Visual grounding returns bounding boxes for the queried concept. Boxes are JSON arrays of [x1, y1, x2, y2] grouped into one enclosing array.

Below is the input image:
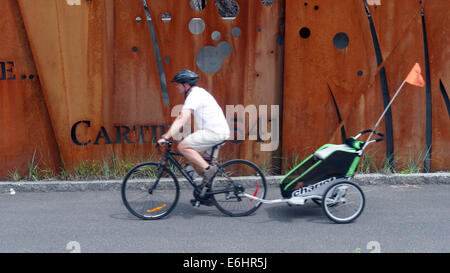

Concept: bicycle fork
[[148, 164, 166, 195]]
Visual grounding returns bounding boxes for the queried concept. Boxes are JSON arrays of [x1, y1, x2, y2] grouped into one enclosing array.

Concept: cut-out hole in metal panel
[[196, 41, 232, 74], [161, 12, 172, 22], [216, 0, 239, 20], [189, 18, 206, 35], [261, 0, 275, 6], [212, 30, 222, 41], [333, 32, 349, 49], [232, 27, 241, 37], [299, 27, 311, 39], [191, 0, 207, 11]]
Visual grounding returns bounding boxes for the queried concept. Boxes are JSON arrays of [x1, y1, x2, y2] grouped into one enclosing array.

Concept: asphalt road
[[0, 185, 449, 253]]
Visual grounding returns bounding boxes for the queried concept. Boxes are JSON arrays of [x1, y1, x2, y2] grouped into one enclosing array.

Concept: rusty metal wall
[[283, 0, 378, 161], [423, 0, 450, 170], [17, 0, 116, 171], [283, 0, 449, 171], [140, 0, 285, 166], [0, 0, 448, 178], [0, 0, 61, 178], [1, 0, 284, 177]]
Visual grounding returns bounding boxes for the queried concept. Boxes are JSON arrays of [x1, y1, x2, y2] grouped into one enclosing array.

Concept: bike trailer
[[280, 130, 384, 198]]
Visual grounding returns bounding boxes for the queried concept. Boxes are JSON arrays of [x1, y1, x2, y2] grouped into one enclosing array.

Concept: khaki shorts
[[184, 130, 229, 157]]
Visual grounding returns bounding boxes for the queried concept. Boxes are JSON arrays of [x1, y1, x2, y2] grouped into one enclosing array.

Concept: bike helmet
[[171, 69, 199, 86]]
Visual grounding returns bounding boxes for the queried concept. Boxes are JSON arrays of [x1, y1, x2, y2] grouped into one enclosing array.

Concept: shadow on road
[[264, 202, 331, 224], [110, 201, 223, 221], [112, 198, 333, 224]]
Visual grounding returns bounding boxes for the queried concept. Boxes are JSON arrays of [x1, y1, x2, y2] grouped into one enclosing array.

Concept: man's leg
[[180, 141, 216, 207], [178, 140, 209, 170]]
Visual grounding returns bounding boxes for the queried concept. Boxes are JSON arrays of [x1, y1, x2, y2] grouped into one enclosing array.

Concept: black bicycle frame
[[152, 142, 236, 197], [162, 149, 198, 188]]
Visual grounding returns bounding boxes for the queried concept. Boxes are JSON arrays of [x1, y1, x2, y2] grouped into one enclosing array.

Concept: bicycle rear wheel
[[210, 159, 267, 217], [121, 162, 179, 220], [322, 181, 365, 224]]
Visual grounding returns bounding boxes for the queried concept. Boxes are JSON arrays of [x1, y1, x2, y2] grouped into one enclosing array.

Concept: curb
[[353, 173, 450, 185], [0, 173, 448, 193]]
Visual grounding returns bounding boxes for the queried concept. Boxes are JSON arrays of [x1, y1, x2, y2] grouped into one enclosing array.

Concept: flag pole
[[361, 80, 407, 152], [361, 63, 424, 152]]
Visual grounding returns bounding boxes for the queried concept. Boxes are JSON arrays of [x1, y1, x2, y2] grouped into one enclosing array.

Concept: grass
[[4, 147, 445, 181], [27, 150, 40, 181], [357, 152, 377, 174], [6, 152, 158, 181], [398, 147, 431, 174], [263, 148, 444, 177], [72, 160, 103, 180], [8, 169, 22, 181], [259, 157, 277, 176], [380, 154, 397, 174], [356, 147, 436, 175], [277, 147, 439, 176]]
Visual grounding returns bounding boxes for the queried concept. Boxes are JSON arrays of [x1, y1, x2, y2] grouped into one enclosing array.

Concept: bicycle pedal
[[190, 199, 201, 207]]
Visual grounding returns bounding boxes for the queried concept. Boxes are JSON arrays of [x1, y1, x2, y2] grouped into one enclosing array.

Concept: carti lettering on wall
[[71, 103, 281, 152], [71, 121, 170, 146], [70, 119, 277, 150]]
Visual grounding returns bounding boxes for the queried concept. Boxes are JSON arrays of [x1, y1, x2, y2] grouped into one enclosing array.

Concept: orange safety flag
[[405, 63, 425, 87]]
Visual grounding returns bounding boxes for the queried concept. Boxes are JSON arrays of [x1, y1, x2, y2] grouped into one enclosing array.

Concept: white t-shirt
[[182, 87, 230, 136]]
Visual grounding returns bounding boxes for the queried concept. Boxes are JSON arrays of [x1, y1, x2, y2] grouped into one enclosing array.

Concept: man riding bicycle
[[157, 69, 230, 188]]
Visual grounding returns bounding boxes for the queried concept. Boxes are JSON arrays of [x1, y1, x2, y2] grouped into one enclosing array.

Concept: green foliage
[[5, 146, 443, 182], [27, 150, 40, 181], [399, 148, 430, 174], [357, 152, 376, 174], [8, 169, 22, 181]]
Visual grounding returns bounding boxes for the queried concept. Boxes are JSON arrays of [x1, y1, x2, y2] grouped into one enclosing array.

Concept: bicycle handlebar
[[156, 140, 175, 147], [354, 129, 385, 143], [155, 139, 176, 154]]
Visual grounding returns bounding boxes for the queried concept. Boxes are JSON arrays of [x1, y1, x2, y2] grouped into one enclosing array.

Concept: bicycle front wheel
[[121, 162, 179, 220], [210, 159, 267, 217]]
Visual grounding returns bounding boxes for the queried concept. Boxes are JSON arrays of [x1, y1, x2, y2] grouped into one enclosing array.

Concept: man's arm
[[158, 109, 192, 144]]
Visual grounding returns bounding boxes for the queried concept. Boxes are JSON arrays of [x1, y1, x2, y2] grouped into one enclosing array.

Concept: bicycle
[[121, 140, 267, 220]]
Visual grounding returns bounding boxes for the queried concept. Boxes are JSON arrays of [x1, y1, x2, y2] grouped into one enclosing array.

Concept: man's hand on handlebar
[[157, 136, 170, 146]]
